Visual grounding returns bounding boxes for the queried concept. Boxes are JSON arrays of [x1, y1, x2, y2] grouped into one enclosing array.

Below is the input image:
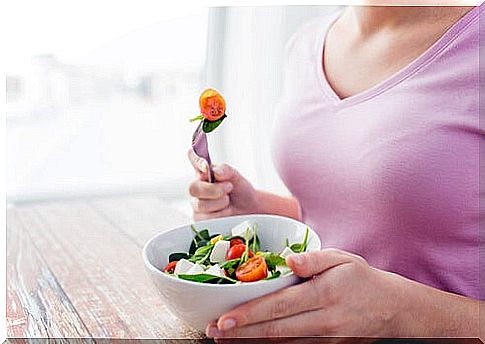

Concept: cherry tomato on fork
[[235, 256, 268, 282], [227, 244, 254, 261], [199, 88, 226, 121], [163, 261, 178, 274]]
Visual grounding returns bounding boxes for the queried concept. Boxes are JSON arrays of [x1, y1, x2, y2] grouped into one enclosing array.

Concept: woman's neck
[[347, 6, 473, 34]]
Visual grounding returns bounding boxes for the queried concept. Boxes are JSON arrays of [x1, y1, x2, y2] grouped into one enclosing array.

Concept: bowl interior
[[144, 214, 321, 275]]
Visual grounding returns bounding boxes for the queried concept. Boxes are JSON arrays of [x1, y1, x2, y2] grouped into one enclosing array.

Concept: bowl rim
[[142, 214, 321, 288]]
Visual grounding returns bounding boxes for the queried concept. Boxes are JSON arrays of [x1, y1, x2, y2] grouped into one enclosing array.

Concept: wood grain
[[88, 195, 190, 248], [12, 199, 202, 339], [6, 208, 92, 339]]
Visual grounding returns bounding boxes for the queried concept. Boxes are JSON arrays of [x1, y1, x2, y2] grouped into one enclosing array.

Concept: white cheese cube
[[231, 221, 254, 240], [209, 240, 230, 263], [173, 259, 194, 275], [276, 265, 292, 275], [186, 263, 205, 275], [280, 247, 295, 259], [205, 264, 225, 277]]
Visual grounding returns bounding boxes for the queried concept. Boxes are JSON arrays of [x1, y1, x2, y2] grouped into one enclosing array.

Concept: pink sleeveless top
[[271, 6, 483, 299]]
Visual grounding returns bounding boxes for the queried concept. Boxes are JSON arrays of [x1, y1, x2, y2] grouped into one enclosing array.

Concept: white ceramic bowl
[[142, 214, 321, 331]]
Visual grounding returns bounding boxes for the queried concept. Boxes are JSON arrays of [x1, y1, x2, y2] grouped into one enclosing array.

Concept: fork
[[191, 121, 214, 183]]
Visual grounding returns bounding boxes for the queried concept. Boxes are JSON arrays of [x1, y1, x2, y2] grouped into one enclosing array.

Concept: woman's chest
[[271, 82, 479, 233], [323, 28, 436, 100]]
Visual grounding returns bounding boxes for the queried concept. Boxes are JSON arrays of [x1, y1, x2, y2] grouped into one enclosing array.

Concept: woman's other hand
[[206, 249, 480, 340], [188, 148, 261, 220]]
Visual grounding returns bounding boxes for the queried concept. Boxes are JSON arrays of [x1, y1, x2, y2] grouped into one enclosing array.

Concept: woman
[[188, 4, 483, 339]]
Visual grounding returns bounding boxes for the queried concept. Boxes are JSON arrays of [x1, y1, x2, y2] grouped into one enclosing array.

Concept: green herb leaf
[[263, 271, 281, 280], [224, 235, 244, 241], [189, 226, 211, 254], [290, 228, 309, 253], [220, 258, 241, 277], [202, 114, 227, 133], [190, 225, 210, 241], [189, 115, 204, 122], [189, 244, 214, 265], [289, 243, 302, 252], [178, 273, 237, 284], [240, 227, 251, 263], [169, 252, 190, 262], [249, 225, 260, 253], [302, 228, 309, 252], [259, 252, 286, 272]]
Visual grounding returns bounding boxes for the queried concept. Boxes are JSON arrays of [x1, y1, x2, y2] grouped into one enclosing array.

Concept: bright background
[[5, 3, 339, 211]]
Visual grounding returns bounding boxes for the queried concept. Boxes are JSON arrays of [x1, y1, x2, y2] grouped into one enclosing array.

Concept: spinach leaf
[[190, 225, 210, 240], [202, 115, 227, 133], [189, 244, 214, 265], [178, 273, 237, 284], [220, 258, 241, 277], [290, 228, 309, 253], [263, 271, 281, 280], [189, 226, 211, 254], [169, 252, 190, 262], [259, 252, 286, 272]]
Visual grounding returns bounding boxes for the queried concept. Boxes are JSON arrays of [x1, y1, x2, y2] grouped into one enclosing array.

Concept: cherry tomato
[[163, 261, 178, 274], [226, 244, 254, 261], [235, 256, 268, 282], [230, 238, 245, 247], [199, 88, 226, 121]]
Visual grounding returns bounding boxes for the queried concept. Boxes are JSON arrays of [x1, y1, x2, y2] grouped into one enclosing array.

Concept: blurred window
[[6, 3, 208, 202]]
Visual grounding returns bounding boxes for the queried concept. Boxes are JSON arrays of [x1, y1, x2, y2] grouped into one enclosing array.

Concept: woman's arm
[[255, 191, 302, 221], [384, 269, 480, 337], [206, 249, 482, 339]]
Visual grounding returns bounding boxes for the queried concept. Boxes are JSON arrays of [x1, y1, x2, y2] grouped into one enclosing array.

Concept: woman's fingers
[[192, 195, 230, 213], [193, 207, 233, 221], [216, 278, 322, 331], [208, 308, 327, 338], [212, 163, 240, 183], [286, 249, 361, 278], [188, 148, 209, 174], [189, 180, 233, 200]]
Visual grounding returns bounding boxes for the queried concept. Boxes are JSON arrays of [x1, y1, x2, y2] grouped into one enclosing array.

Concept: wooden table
[[7, 195, 484, 344], [7, 194, 207, 340]]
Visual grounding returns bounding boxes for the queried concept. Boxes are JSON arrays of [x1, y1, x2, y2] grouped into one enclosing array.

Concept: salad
[[162, 221, 309, 284]]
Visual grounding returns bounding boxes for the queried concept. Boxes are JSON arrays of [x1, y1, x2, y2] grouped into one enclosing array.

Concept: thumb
[[212, 163, 240, 183], [286, 249, 355, 278]]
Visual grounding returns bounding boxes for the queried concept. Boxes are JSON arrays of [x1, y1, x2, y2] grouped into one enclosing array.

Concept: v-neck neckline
[[315, 6, 482, 109]]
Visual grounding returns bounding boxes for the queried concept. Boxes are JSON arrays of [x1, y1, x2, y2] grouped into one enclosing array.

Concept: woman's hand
[[206, 249, 480, 340], [188, 148, 262, 220]]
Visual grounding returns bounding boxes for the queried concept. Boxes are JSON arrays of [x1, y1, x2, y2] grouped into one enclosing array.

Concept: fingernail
[[207, 326, 221, 338], [212, 166, 223, 177], [219, 318, 236, 331], [199, 160, 208, 173], [224, 183, 233, 193], [289, 254, 304, 267]]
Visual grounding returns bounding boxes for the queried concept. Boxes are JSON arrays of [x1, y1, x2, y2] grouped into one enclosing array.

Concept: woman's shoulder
[[285, 10, 342, 63], [284, 10, 342, 60]]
